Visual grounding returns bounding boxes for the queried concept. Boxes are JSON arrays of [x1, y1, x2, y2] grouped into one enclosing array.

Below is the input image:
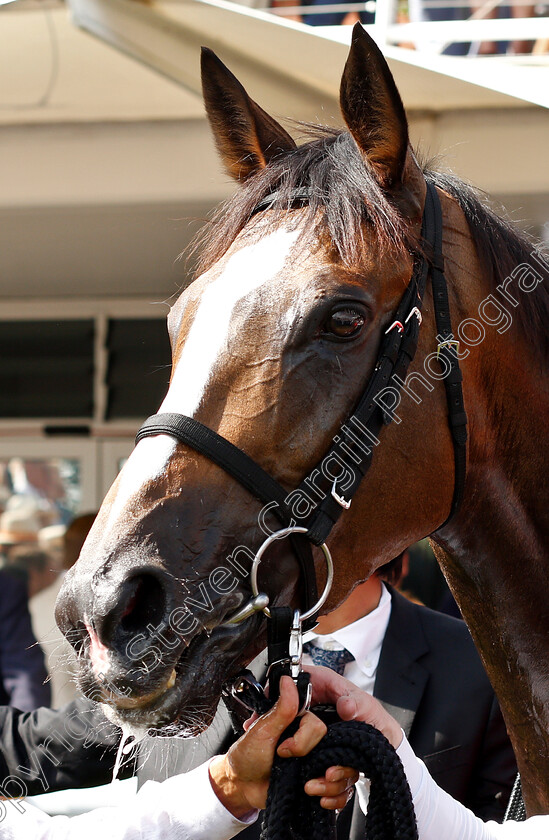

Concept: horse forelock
[[190, 128, 416, 278]]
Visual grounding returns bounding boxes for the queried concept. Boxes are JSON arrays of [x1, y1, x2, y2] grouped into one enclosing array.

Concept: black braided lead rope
[[261, 720, 418, 840]]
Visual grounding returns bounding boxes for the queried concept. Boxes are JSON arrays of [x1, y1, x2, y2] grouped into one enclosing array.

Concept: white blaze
[[104, 436, 177, 531], [161, 227, 300, 416], [104, 227, 299, 529]]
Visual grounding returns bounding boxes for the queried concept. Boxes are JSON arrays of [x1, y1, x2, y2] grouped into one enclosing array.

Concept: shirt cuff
[[207, 755, 260, 825]]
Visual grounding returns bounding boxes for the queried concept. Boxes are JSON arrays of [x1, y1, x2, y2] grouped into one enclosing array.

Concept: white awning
[[1, 0, 547, 300]]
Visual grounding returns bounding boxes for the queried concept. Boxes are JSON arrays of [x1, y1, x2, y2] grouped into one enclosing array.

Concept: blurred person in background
[[29, 513, 97, 708], [0, 497, 50, 708], [6, 545, 58, 598], [7, 458, 66, 526], [0, 566, 50, 710], [0, 498, 42, 565]]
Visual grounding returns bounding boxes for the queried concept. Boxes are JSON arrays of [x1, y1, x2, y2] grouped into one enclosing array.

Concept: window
[[0, 321, 94, 418], [106, 319, 171, 419]]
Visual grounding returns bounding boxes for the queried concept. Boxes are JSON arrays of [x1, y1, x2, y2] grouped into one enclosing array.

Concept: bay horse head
[[56, 26, 549, 813], [54, 26, 468, 729]]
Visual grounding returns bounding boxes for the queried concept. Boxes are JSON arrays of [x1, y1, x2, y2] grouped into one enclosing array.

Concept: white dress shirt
[[303, 583, 392, 812], [302, 582, 392, 694], [0, 759, 257, 840]]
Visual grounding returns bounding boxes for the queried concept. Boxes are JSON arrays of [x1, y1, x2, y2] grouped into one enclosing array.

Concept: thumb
[[261, 676, 299, 738]]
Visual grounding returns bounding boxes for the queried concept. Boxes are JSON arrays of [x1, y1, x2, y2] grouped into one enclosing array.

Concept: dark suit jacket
[[342, 587, 517, 838], [0, 696, 132, 795], [0, 570, 50, 711]]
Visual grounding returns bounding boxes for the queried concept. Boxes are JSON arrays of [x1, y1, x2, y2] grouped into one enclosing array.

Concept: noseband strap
[[135, 182, 467, 623], [136, 413, 294, 520]]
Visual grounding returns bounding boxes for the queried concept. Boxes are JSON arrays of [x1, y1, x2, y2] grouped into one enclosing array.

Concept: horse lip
[[101, 668, 177, 710], [93, 617, 262, 731]]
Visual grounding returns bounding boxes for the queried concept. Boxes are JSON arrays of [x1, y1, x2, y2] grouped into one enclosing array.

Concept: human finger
[[336, 695, 360, 721], [277, 711, 326, 758], [325, 766, 359, 784], [319, 789, 355, 811], [304, 768, 358, 798], [306, 666, 402, 748], [210, 676, 301, 815], [242, 712, 259, 732], [305, 665, 365, 707], [248, 675, 299, 743], [304, 774, 357, 811]]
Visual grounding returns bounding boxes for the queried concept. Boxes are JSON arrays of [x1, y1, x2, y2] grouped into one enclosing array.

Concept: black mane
[[192, 126, 549, 359], [425, 169, 549, 361]]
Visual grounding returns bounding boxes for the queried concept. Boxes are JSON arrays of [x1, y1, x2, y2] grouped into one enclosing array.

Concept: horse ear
[[340, 24, 409, 188], [201, 47, 297, 182]]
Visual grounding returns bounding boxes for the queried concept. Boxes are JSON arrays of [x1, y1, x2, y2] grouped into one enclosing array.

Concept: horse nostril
[[118, 573, 167, 636]]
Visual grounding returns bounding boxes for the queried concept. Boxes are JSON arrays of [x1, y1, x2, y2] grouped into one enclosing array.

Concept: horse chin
[[99, 683, 216, 737], [81, 620, 262, 735]]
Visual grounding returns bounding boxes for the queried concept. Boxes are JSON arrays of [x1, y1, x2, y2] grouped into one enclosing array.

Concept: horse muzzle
[[56, 561, 262, 730]]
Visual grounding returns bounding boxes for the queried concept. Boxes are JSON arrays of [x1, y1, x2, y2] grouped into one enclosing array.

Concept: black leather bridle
[[135, 182, 467, 627]]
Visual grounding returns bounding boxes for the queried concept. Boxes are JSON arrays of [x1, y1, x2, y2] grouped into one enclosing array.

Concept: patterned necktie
[[303, 641, 354, 676]]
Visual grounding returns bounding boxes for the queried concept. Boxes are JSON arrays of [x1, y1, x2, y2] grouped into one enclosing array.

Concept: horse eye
[[325, 307, 366, 339]]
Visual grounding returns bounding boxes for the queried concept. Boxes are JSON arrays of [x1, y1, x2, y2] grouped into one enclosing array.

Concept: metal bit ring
[[250, 526, 333, 622]]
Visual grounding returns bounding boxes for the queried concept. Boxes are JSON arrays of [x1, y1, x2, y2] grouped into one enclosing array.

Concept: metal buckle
[[405, 306, 422, 325], [385, 320, 404, 334], [227, 672, 270, 714], [331, 478, 351, 510], [250, 526, 334, 622], [437, 338, 460, 359]]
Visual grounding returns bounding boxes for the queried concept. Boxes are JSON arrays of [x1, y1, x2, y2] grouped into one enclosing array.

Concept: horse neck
[[431, 200, 549, 813], [434, 482, 549, 814]]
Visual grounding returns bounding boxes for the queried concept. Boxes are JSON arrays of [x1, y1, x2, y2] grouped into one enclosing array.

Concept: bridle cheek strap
[[135, 182, 467, 622], [428, 190, 468, 525]]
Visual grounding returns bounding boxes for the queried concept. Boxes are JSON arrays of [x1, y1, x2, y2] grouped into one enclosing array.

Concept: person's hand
[[295, 666, 402, 806], [277, 720, 359, 811], [209, 676, 327, 818], [306, 665, 403, 749], [239, 679, 359, 812]]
